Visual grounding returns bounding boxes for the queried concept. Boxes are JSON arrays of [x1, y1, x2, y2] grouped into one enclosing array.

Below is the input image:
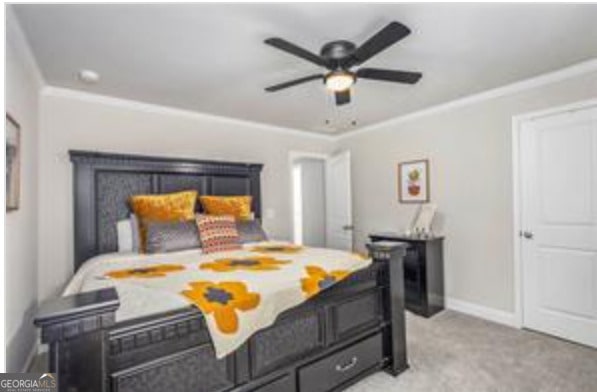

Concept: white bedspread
[[63, 242, 371, 358]]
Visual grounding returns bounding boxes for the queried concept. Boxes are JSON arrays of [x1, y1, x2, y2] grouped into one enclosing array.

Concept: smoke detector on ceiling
[[77, 69, 100, 84]]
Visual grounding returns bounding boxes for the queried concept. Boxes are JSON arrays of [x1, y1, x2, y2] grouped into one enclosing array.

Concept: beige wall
[[5, 8, 43, 371], [37, 90, 334, 301], [34, 69, 597, 315], [337, 70, 597, 313]]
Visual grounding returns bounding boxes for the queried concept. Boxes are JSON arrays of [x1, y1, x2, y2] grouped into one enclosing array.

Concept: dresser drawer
[[298, 333, 383, 392]]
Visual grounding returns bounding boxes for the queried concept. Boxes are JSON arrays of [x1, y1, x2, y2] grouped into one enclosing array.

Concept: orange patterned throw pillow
[[129, 190, 198, 252], [200, 196, 252, 221], [196, 215, 242, 254]]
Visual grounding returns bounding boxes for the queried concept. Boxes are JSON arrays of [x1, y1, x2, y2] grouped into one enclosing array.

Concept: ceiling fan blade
[[335, 90, 351, 106], [357, 68, 422, 84], [265, 38, 329, 68], [265, 74, 324, 92], [348, 22, 411, 66]]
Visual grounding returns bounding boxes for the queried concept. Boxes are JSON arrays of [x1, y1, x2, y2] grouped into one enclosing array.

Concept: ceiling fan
[[264, 21, 422, 106]]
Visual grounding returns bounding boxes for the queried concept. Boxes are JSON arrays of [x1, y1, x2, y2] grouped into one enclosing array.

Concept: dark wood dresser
[[369, 233, 444, 317]]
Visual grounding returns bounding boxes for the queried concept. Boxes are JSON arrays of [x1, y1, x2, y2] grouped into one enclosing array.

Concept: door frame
[[511, 98, 597, 329], [288, 151, 330, 244]]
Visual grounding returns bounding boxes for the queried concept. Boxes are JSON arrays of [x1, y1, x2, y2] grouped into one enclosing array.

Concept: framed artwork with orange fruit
[[398, 159, 429, 203]]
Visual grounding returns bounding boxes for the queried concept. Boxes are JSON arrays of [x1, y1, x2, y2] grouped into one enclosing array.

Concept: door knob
[[342, 225, 354, 231], [520, 231, 534, 239]]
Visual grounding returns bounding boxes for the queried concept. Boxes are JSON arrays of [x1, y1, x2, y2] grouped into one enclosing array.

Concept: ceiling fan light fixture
[[264, 21, 421, 106], [325, 71, 355, 92]]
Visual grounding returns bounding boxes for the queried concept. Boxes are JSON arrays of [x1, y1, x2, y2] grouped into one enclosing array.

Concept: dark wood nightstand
[[369, 232, 445, 317]]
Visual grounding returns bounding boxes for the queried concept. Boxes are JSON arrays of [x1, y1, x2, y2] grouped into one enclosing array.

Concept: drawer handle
[[335, 356, 358, 372]]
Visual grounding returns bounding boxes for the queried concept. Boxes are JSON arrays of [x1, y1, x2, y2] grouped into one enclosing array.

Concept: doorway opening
[[291, 155, 327, 247], [290, 151, 353, 250]]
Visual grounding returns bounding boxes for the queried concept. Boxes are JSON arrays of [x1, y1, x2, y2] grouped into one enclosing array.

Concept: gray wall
[[337, 70, 597, 313], [295, 158, 326, 247], [5, 7, 43, 372]]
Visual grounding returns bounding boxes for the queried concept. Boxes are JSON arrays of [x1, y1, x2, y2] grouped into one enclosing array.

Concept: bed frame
[[34, 151, 409, 392]]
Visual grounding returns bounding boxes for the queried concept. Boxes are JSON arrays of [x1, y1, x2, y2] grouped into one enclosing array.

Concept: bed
[[34, 151, 409, 392]]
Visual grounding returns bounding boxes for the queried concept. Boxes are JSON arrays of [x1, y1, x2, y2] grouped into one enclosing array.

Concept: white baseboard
[[446, 297, 518, 328]]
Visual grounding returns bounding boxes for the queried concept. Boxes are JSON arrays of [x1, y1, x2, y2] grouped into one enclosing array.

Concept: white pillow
[[117, 215, 141, 252], [117, 219, 134, 252]]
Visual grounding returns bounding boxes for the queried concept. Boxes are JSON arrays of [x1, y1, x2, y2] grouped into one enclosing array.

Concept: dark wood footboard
[[35, 242, 408, 392]]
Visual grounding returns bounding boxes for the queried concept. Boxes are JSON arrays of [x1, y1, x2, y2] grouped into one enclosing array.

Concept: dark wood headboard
[[70, 150, 263, 271]]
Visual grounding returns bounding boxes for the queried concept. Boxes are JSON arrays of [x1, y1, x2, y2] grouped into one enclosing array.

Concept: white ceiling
[[13, 3, 597, 134]]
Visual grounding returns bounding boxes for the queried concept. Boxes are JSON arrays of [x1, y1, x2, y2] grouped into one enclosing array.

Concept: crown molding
[[40, 57, 597, 143], [337, 57, 597, 140], [41, 86, 336, 142]]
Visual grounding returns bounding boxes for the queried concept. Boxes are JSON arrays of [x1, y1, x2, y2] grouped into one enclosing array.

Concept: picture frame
[[412, 203, 437, 233], [6, 113, 21, 211], [398, 159, 430, 203]]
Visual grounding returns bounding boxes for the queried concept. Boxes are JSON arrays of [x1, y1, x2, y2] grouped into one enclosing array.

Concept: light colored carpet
[[348, 310, 597, 392]]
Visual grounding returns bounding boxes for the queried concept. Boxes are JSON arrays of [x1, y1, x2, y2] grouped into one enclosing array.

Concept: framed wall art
[[6, 113, 21, 211], [398, 159, 429, 203]]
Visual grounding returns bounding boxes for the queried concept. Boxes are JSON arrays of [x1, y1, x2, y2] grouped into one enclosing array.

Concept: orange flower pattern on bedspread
[[105, 264, 185, 279], [250, 244, 304, 254], [90, 245, 371, 358], [301, 265, 350, 298], [181, 281, 261, 334], [200, 256, 290, 272]]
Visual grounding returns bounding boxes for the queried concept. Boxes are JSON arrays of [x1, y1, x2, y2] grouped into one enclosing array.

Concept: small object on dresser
[[411, 203, 437, 234]]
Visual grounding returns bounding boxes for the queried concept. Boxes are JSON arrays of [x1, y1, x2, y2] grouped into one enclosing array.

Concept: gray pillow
[[236, 220, 268, 244], [145, 220, 201, 254]]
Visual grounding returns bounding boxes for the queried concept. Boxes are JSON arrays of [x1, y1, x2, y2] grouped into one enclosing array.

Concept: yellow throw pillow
[[200, 195, 252, 221], [129, 190, 198, 252]]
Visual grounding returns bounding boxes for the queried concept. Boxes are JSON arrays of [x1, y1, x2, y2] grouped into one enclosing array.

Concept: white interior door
[[520, 105, 597, 347], [325, 151, 353, 251]]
